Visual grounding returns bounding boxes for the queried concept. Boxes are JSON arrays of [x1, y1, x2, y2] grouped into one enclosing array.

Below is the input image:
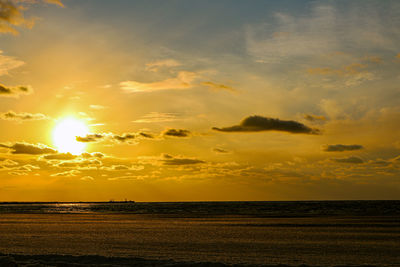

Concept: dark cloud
[[213, 147, 230, 154], [162, 128, 191, 138], [111, 165, 129, 170], [331, 156, 364, 164], [112, 133, 136, 142], [81, 152, 105, 158], [139, 132, 154, 139], [76, 132, 153, 144], [0, 142, 57, 154], [43, 153, 76, 160], [304, 114, 326, 122], [0, 84, 33, 97], [161, 154, 205, 165], [1, 110, 48, 121], [76, 133, 104, 142], [212, 115, 319, 134], [323, 144, 364, 152]]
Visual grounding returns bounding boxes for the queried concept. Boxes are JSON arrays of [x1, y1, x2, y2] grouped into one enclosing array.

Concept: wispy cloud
[[43, 0, 64, 8], [201, 81, 236, 93], [50, 170, 80, 177], [145, 59, 181, 72], [304, 114, 326, 122], [89, 104, 107, 110], [132, 112, 179, 123], [0, 0, 64, 35], [0, 50, 24, 76], [120, 71, 197, 93], [246, 3, 400, 62]]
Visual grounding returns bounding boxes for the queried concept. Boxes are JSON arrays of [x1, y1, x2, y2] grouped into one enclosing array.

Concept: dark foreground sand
[[0, 214, 399, 266], [0, 253, 394, 267]]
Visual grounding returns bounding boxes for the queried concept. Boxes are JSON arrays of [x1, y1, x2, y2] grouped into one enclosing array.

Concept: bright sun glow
[[53, 118, 89, 155]]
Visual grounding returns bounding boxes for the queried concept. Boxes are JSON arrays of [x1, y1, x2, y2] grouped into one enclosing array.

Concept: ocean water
[[0, 201, 399, 266], [0, 200, 399, 216]]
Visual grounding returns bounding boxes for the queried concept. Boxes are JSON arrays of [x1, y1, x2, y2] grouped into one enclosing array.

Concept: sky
[[0, 0, 399, 201]]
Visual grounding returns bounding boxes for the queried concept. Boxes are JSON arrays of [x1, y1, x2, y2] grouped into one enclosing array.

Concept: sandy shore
[[0, 214, 399, 266]]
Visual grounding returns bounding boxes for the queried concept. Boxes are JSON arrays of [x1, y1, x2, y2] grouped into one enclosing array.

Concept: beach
[[0, 202, 399, 266]]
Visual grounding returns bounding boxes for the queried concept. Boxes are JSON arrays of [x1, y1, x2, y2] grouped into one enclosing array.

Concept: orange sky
[[0, 0, 399, 201]]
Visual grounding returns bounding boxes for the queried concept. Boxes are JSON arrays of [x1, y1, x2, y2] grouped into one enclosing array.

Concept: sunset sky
[[0, 0, 399, 201]]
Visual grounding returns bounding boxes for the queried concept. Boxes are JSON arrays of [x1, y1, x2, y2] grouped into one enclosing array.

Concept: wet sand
[[0, 214, 399, 266]]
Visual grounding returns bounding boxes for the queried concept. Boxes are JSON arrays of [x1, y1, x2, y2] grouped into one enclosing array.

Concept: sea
[[0, 201, 399, 266]]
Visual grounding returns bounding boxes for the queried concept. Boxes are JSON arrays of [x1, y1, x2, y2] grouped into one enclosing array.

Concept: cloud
[[323, 144, 364, 152], [145, 59, 181, 72], [42, 153, 76, 160], [161, 154, 205, 166], [162, 128, 191, 138], [212, 115, 319, 134], [112, 133, 136, 143], [307, 61, 377, 86], [201, 81, 236, 93], [0, 84, 33, 97], [110, 165, 129, 170], [0, 159, 18, 168], [50, 170, 80, 177], [120, 71, 197, 93], [0, 0, 35, 35], [132, 112, 179, 123], [81, 152, 105, 159], [81, 176, 94, 181], [0, 0, 63, 35], [319, 99, 343, 120], [304, 114, 326, 122], [0, 50, 25, 76], [0, 110, 48, 121], [112, 132, 154, 142], [76, 133, 104, 143], [213, 147, 231, 154], [0, 142, 57, 154], [139, 153, 206, 166], [307, 63, 368, 76], [76, 132, 154, 144], [138, 132, 154, 139], [246, 3, 400, 62], [100, 164, 144, 172], [89, 104, 107, 110], [43, 0, 64, 7], [331, 156, 364, 164]]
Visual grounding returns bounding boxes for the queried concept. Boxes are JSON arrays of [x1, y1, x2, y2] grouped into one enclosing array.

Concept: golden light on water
[[53, 118, 89, 155]]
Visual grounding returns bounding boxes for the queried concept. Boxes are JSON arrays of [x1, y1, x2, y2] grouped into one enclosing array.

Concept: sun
[[53, 118, 89, 155]]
